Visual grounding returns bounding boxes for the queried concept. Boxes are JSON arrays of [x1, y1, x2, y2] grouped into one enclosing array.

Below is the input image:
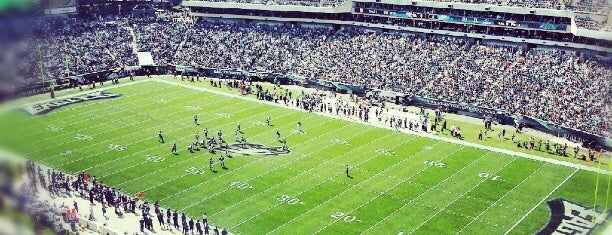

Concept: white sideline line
[[407, 157, 519, 234], [454, 163, 548, 234], [154, 78, 610, 176], [21, 85, 189, 152], [503, 168, 578, 235], [0, 78, 599, 235]]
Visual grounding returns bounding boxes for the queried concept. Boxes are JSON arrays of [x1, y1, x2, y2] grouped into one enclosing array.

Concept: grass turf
[[0, 79, 609, 235]]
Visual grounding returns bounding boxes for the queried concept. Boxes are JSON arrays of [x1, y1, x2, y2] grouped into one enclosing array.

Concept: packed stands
[[13, 15, 612, 137]]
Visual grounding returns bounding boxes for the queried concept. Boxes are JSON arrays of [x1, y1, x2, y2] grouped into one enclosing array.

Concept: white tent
[[137, 52, 155, 66]]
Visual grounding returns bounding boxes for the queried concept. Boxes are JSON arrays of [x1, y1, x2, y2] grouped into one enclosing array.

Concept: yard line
[[155, 79, 611, 175], [503, 168, 578, 235], [211, 124, 387, 217], [454, 162, 548, 234], [360, 150, 491, 234], [237, 133, 424, 231], [45, 95, 242, 167], [156, 121, 362, 203], [90, 103, 277, 177], [176, 117, 348, 211], [407, 156, 519, 234], [312, 143, 463, 235], [117, 110, 306, 191]]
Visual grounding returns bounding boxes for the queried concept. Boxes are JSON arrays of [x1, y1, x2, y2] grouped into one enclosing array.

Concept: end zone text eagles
[[23, 91, 121, 115], [538, 198, 610, 235]]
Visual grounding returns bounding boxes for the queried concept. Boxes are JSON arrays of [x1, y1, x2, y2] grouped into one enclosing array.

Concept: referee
[[345, 164, 350, 178]]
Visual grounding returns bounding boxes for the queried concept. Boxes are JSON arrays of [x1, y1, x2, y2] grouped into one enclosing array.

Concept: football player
[[219, 156, 225, 168]]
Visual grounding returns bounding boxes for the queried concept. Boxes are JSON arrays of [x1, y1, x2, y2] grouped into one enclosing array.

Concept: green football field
[[0, 79, 610, 235]]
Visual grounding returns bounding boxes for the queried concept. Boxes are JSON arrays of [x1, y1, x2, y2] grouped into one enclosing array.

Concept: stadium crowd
[[16, 16, 612, 138], [574, 15, 611, 31], [564, 0, 610, 14], [156, 20, 611, 137], [505, 0, 565, 9], [16, 17, 137, 86]]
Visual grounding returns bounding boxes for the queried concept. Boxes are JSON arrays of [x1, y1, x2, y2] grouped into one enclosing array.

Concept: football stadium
[[0, 0, 610, 234]]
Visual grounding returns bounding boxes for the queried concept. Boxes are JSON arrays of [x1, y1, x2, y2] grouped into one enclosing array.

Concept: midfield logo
[[215, 143, 290, 156], [23, 91, 121, 115], [538, 198, 610, 235]]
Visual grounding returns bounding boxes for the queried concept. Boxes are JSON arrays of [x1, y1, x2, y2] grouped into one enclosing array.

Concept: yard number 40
[[277, 195, 305, 205]]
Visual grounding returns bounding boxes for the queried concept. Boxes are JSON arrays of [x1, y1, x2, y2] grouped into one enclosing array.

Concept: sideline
[[0, 148, 232, 235], [154, 78, 611, 175]]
